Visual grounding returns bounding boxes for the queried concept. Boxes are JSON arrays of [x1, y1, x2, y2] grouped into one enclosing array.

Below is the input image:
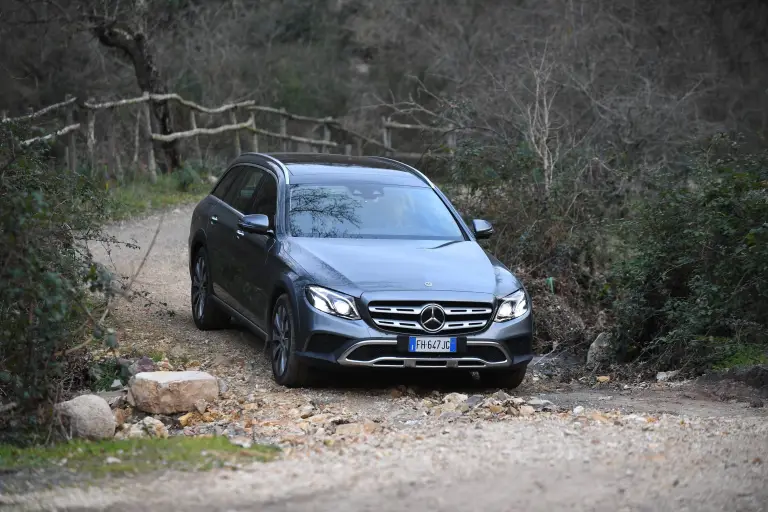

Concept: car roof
[[263, 153, 430, 187]]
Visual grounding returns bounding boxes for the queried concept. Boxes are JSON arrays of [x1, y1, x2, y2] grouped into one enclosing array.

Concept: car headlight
[[494, 289, 528, 322], [306, 285, 360, 320]]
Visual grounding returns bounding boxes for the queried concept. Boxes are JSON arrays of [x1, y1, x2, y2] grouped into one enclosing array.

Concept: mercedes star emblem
[[419, 304, 446, 332]]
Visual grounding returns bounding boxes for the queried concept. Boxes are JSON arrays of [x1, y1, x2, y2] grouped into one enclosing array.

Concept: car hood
[[284, 237, 521, 296]]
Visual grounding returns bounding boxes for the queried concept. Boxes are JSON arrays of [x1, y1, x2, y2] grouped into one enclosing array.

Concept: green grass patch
[[107, 173, 211, 221], [712, 344, 768, 371], [0, 437, 278, 479]]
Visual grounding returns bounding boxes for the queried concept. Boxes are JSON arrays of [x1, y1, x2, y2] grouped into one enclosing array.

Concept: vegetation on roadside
[[0, 124, 118, 414], [0, 437, 277, 485], [107, 166, 212, 220]]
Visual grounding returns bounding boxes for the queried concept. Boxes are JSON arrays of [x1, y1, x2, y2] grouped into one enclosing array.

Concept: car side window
[[211, 168, 241, 203], [229, 168, 264, 213], [248, 172, 278, 227]]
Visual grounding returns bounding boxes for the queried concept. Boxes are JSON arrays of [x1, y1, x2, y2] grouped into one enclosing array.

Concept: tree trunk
[[92, 21, 181, 172]]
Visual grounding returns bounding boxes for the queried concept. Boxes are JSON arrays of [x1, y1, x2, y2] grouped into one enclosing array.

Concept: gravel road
[[4, 204, 766, 512]]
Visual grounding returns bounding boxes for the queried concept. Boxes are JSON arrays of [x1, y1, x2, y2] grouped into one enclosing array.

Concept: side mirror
[[472, 219, 493, 239], [238, 214, 272, 236]]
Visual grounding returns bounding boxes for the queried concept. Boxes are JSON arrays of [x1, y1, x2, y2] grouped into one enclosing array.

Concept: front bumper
[[294, 294, 534, 370]]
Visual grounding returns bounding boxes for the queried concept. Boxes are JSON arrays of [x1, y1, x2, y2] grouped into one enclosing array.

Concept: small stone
[[139, 417, 169, 439], [194, 399, 207, 414], [526, 398, 553, 409], [489, 404, 504, 414], [511, 397, 525, 406], [113, 407, 131, 427], [572, 406, 585, 415], [390, 388, 404, 398], [110, 379, 123, 390], [299, 405, 316, 419], [443, 392, 469, 404], [655, 370, 679, 382], [439, 411, 463, 421], [217, 378, 229, 394], [749, 399, 764, 408], [362, 420, 380, 434], [464, 395, 484, 408], [491, 390, 511, 402], [156, 358, 174, 372], [596, 375, 610, 383], [335, 423, 364, 436], [597, 395, 613, 401], [104, 456, 122, 464], [458, 403, 470, 413], [54, 395, 116, 440], [586, 332, 613, 369], [519, 405, 535, 416], [129, 356, 155, 376]]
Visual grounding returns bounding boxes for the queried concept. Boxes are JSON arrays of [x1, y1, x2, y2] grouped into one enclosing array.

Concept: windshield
[[288, 183, 465, 240]]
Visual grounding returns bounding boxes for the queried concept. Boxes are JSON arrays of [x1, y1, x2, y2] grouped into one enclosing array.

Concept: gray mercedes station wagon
[[188, 153, 533, 388]]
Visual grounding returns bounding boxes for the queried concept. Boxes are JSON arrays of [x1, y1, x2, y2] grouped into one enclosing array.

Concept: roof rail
[[368, 156, 436, 189], [242, 152, 291, 184]]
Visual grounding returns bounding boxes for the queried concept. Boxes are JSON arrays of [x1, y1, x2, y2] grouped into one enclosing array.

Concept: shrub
[[441, 139, 628, 352], [609, 136, 768, 370], [0, 123, 116, 410]]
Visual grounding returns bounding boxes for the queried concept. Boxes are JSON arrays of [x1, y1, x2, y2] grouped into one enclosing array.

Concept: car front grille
[[367, 301, 494, 335]]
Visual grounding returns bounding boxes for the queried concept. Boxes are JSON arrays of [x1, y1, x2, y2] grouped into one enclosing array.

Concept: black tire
[[190, 247, 230, 330], [480, 366, 527, 389], [270, 294, 312, 387]]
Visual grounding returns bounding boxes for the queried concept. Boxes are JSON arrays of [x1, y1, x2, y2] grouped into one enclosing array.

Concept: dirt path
[[5, 204, 767, 511]]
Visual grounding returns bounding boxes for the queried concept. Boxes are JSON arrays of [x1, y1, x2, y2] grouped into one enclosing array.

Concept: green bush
[[0, 124, 116, 409], [440, 140, 629, 351], [609, 136, 768, 369]]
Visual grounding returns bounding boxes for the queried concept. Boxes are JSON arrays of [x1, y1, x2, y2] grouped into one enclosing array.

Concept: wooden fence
[[1, 92, 460, 182]]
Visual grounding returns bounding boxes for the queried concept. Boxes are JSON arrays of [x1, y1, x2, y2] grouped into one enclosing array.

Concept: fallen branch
[[55, 213, 166, 357]]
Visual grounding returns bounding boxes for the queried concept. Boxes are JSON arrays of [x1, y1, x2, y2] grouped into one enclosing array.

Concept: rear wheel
[[480, 366, 527, 389], [270, 294, 312, 387], [190, 248, 230, 330]]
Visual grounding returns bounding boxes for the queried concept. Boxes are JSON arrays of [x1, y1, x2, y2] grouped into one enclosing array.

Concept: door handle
[[236, 229, 245, 238], [210, 215, 218, 224]]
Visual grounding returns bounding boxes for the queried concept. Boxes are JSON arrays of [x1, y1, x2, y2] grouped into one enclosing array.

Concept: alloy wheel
[[191, 255, 207, 321], [272, 303, 291, 376]]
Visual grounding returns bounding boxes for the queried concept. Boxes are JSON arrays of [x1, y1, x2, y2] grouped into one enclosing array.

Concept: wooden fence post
[[229, 110, 241, 156], [65, 96, 77, 172], [86, 100, 96, 177], [446, 123, 457, 153], [322, 119, 331, 154], [132, 110, 141, 167], [381, 117, 391, 155], [141, 95, 158, 183], [190, 110, 203, 164], [279, 108, 288, 152], [248, 113, 258, 152]]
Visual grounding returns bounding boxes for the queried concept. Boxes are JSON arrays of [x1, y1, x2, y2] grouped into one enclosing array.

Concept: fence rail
[[2, 91, 458, 182]]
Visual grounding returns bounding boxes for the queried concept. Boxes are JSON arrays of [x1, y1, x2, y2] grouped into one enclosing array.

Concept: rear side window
[[211, 167, 241, 204], [230, 169, 264, 212]]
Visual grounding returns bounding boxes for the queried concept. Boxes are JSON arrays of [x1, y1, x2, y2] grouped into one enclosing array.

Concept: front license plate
[[408, 336, 457, 353]]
